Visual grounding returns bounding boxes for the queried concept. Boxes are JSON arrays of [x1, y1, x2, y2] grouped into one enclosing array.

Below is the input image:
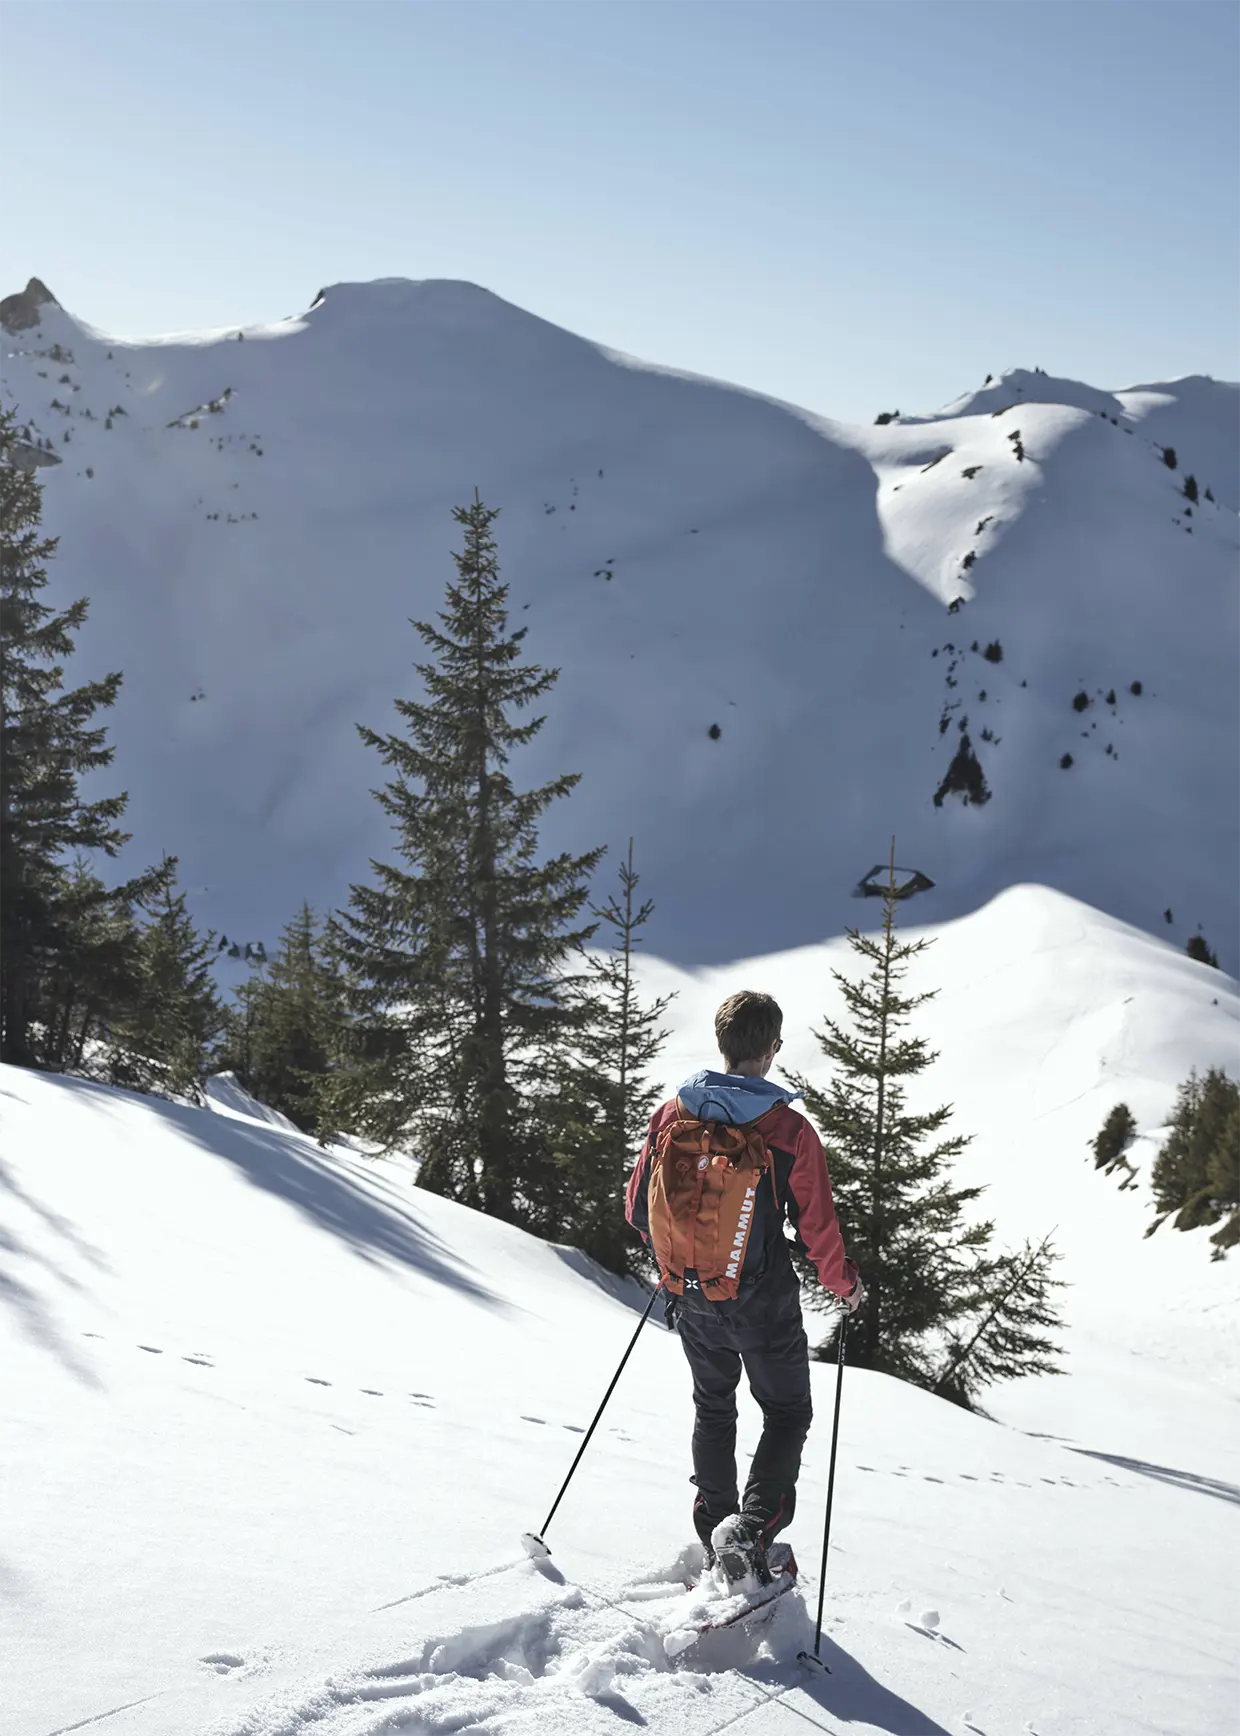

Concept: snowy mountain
[[3, 886, 1238, 1736], [2, 276, 1237, 969]]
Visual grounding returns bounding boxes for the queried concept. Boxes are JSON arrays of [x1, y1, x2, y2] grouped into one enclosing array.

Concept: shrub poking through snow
[[1186, 934, 1219, 968], [1130, 680, 1143, 696], [1072, 691, 1090, 712], [983, 641, 1003, 662], [1162, 446, 1178, 469], [874, 410, 900, 424], [961, 465, 982, 480], [1060, 753, 1074, 769], [707, 723, 721, 740], [1183, 475, 1199, 503]]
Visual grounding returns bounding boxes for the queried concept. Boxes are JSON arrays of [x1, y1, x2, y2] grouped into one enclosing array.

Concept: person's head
[[714, 990, 784, 1077]]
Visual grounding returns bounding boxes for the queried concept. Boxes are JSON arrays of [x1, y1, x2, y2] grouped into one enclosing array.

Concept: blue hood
[[677, 1070, 801, 1126]]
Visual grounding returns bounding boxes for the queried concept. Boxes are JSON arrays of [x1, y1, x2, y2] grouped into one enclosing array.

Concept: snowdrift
[[2, 278, 1236, 970], [4, 887, 1238, 1736]]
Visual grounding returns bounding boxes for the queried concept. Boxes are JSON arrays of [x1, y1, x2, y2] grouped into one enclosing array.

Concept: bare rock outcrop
[[1, 277, 59, 333]]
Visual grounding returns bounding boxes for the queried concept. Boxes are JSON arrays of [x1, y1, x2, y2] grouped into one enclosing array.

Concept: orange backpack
[[647, 1101, 778, 1301]]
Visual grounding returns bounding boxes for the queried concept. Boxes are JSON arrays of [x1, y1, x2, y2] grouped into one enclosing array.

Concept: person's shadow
[[740, 1620, 956, 1736]]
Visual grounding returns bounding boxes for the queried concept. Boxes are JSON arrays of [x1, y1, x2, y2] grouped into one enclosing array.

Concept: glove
[[842, 1274, 865, 1315]]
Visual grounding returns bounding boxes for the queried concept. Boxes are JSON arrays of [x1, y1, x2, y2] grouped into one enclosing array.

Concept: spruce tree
[[222, 902, 346, 1135], [1091, 1102, 1137, 1182], [787, 846, 1062, 1399], [108, 869, 223, 1101], [37, 858, 141, 1074], [1149, 1068, 1239, 1257], [1186, 934, 1218, 968], [547, 840, 674, 1272], [1, 406, 166, 1066], [933, 1234, 1064, 1405], [329, 496, 603, 1229]]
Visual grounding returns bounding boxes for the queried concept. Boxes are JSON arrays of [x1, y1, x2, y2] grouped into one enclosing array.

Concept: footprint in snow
[[409, 1394, 435, 1407], [82, 1332, 104, 1340], [521, 1415, 547, 1426], [562, 1424, 584, 1434], [138, 1345, 163, 1355], [360, 1388, 384, 1397], [305, 1376, 331, 1387], [182, 1354, 213, 1367], [200, 1652, 244, 1673], [923, 1476, 945, 1483]]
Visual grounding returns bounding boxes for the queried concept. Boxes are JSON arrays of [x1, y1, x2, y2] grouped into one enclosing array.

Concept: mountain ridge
[[3, 275, 1236, 968]]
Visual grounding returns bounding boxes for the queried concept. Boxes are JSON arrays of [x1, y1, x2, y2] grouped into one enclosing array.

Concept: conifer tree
[[1091, 1102, 1138, 1184], [1148, 1068, 1239, 1258], [38, 858, 141, 1073], [108, 868, 223, 1101], [329, 496, 603, 1229], [933, 1234, 1064, 1405], [787, 845, 1063, 1399], [222, 902, 346, 1135], [1186, 934, 1219, 968], [1, 407, 166, 1066], [547, 840, 674, 1272]]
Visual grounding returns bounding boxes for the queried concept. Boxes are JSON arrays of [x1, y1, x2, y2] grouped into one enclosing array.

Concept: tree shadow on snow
[[1069, 1447, 1240, 1506], [0, 1155, 106, 1385], [71, 1081, 507, 1310]]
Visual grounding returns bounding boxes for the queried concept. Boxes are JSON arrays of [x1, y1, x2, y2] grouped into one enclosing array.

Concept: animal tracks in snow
[[855, 1460, 1094, 1493], [75, 1335, 450, 1413]]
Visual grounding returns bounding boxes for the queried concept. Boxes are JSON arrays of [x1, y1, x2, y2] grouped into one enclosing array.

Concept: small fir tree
[[1149, 1069, 1239, 1258], [1091, 1102, 1138, 1175], [328, 496, 603, 1230], [1, 406, 166, 1067], [108, 868, 223, 1101], [1186, 934, 1218, 968], [933, 1234, 1064, 1405], [788, 844, 1062, 1401], [221, 902, 347, 1135], [36, 858, 142, 1074], [546, 840, 674, 1273]]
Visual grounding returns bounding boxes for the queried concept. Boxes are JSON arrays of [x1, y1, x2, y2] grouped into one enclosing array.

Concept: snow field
[[3, 282, 1236, 969], [3, 884, 1238, 1735]]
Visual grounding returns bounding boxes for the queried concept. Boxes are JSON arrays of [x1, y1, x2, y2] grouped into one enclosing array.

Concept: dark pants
[[674, 1257, 813, 1544]]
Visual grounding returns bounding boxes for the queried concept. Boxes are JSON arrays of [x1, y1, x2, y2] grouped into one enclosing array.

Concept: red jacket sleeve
[[786, 1113, 856, 1298]]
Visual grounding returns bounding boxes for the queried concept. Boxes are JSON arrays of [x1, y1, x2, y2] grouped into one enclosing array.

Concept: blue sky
[[2, 0, 1236, 421]]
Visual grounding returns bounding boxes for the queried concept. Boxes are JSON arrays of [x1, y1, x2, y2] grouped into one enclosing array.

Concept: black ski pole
[[522, 1280, 663, 1559], [799, 1308, 848, 1674]]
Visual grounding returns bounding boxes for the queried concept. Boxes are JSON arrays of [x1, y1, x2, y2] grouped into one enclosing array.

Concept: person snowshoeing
[[625, 990, 863, 1587]]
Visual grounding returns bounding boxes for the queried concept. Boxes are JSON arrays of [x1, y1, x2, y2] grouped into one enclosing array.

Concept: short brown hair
[[714, 990, 783, 1071]]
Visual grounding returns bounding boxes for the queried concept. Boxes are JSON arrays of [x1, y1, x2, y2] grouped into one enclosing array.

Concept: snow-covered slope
[[3, 279, 1236, 969], [4, 888, 1238, 1736]]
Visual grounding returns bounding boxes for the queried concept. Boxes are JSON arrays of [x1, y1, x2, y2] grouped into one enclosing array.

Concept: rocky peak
[[1, 277, 59, 334]]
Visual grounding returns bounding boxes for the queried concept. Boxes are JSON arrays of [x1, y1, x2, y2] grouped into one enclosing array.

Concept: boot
[[709, 1512, 771, 1588]]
